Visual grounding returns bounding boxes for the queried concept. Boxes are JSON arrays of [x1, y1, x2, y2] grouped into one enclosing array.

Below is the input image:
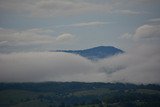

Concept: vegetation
[[0, 82, 160, 107]]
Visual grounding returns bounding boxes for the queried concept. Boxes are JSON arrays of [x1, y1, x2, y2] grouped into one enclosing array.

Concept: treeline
[[0, 82, 160, 92]]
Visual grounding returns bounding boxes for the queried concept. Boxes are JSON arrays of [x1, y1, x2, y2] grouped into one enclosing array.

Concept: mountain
[[51, 46, 124, 60]]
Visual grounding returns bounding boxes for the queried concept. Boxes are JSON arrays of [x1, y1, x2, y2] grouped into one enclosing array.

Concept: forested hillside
[[0, 82, 160, 107]]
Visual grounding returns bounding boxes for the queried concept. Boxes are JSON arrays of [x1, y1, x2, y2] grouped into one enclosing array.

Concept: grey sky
[[0, 0, 160, 51]]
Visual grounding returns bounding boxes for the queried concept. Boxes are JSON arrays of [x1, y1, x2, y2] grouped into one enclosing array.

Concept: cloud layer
[[99, 44, 160, 84], [0, 0, 113, 18], [133, 25, 160, 39], [56, 33, 74, 42], [1, 0, 155, 18], [0, 28, 75, 45], [0, 28, 54, 44], [0, 52, 106, 82], [121, 24, 160, 41], [58, 21, 112, 28], [0, 43, 160, 84]]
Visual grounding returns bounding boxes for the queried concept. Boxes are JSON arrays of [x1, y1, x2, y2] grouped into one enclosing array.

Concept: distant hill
[[51, 46, 124, 60]]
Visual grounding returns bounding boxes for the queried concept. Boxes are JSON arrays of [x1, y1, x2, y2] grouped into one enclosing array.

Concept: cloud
[[56, 33, 74, 42], [98, 44, 160, 84], [148, 18, 160, 25], [0, 0, 113, 18], [0, 28, 75, 45], [0, 47, 159, 84], [120, 33, 132, 39], [148, 18, 160, 22], [121, 24, 160, 40], [113, 10, 140, 15], [0, 43, 160, 84], [1, 0, 157, 18], [0, 41, 8, 45], [133, 24, 160, 39], [58, 21, 112, 27], [0, 52, 106, 82], [0, 28, 76, 53], [0, 23, 160, 84], [135, 0, 160, 4], [0, 28, 55, 44], [104, 24, 160, 84]]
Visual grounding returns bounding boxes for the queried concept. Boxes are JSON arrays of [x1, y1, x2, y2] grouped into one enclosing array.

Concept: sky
[[0, 0, 160, 84]]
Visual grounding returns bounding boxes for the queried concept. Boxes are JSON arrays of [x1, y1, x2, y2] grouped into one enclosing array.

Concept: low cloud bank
[[0, 46, 159, 84], [99, 44, 160, 84], [0, 52, 107, 82]]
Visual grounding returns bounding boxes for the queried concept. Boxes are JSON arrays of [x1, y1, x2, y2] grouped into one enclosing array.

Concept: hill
[[51, 46, 124, 60], [0, 82, 160, 107]]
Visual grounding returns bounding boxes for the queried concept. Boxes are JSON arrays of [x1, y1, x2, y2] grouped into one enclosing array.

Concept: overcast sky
[[0, 0, 159, 51], [0, 0, 160, 83]]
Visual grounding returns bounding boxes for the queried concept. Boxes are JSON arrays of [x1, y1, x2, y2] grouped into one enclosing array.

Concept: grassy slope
[[0, 89, 57, 107]]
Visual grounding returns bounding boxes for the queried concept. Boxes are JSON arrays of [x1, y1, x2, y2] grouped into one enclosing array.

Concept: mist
[[0, 44, 160, 84], [0, 52, 106, 82], [98, 44, 160, 84]]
